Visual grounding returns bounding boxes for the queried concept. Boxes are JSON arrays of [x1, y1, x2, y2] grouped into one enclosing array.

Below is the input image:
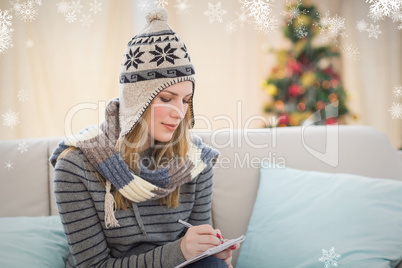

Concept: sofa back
[[1, 125, 401, 235]]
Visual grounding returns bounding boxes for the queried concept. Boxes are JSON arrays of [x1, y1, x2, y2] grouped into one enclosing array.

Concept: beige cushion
[[0, 138, 52, 217]]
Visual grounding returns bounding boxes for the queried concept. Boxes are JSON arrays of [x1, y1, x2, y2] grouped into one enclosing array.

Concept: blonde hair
[[58, 104, 193, 210]]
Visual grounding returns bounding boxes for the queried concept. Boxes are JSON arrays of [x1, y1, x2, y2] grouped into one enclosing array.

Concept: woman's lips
[[162, 123, 178, 131]]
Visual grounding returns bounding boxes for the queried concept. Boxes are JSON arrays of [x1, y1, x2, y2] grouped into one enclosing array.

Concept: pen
[[178, 219, 225, 243]]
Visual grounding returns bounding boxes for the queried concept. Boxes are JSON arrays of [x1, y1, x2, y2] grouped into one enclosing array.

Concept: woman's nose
[[170, 102, 186, 119]]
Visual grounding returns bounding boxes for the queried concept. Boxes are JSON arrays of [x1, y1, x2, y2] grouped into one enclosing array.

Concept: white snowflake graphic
[[80, 14, 93, 27], [318, 247, 342, 268], [17, 89, 30, 102], [57, 0, 71, 14], [2, 109, 20, 129], [18, 142, 29, 153], [225, 21, 237, 34], [341, 43, 360, 62], [356, 19, 368, 32], [239, 0, 275, 25], [391, 9, 402, 22], [4, 161, 14, 171], [65, 12, 76, 23], [315, 11, 347, 44], [155, 0, 168, 8], [0, 9, 14, 54], [367, 0, 402, 21], [70, 1, 83, 14], [0, 25, 13, 54], [388, 102, 402, 119], [89, 0, 102, 14], [393, 85, 402, 98], [137, 0, 152, 11], [256, 14, 278, 33], [281, 0, 308, 26], [367, 23, 382, 38], [204, 2, 227, 24], [234, 10, 251, 28], [10, 0, 24, 14], [295, 25, 308, 38], [15, 0, 39, 22], [57, 0, 102, 26], [0, 9, 13, 28], [174, 0, 191, 15], [25, 38, 34, 48]]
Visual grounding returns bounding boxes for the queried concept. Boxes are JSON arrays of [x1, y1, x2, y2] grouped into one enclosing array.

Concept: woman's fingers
[[180, 225, 222, 260]]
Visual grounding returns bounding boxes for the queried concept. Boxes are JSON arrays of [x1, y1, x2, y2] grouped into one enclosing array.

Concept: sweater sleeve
[[187, 163, 215, 226], [54, 149, 186, 268]]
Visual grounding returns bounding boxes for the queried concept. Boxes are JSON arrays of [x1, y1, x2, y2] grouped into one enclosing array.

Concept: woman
[[50, 8, 238, 268]]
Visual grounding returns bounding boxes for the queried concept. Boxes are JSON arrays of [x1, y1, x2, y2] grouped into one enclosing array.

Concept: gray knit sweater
[[54, 148, 214, 268]]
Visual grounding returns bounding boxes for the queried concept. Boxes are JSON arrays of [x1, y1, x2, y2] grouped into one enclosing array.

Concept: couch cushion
[[0, 138, 51, 217], [198, 126, 402, 265], [0, 216, 68, 267], [237, 164, 402, 267]]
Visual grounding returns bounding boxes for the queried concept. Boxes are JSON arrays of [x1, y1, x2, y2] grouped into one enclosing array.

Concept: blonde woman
[[50, 8, 238, 268]]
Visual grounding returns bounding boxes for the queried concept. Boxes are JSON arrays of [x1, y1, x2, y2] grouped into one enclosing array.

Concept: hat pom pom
[[146, 7, 168, 23]]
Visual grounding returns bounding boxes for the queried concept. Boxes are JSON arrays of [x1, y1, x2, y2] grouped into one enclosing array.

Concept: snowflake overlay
[[174, 0, 191, 15], [4, 161, 14, 171], [388, 102, 402, 119], [393, 85, 402, 98], [18, 142, 29, 153], [89, 0, 102, 14], [17, 89, 30, 102], [367, 23, 382, 38], [0, 9, 14, 54], [281, 0, 308, 26], [315, 11, 347, 44], [80, 14, 93, 27], [367, 0, 402, 21], [256, 14, 278, 33], [204, 2, 227, 24], [356, 19, 368, 32], [137, 0, 152, 11], [341, 43, 360, 62], [295, 25, 308, 38], [155, 0, 168, 8], [2, 109, 20, 129], [25, 38, 34, 48], [239, 0, 278, 33], [318, 247, 342, 268], [234, 10, 251, 28], [0, 9, 13, 28], [225, 21, 237, 34], [9, 0, 39, 22], [57, 0, 102, 27]]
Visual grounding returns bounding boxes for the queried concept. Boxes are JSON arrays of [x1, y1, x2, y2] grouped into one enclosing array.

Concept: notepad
[[174, 235, 246, 268]]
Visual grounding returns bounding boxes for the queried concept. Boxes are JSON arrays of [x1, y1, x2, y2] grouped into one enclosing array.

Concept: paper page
[[174, 235, 246, 268]]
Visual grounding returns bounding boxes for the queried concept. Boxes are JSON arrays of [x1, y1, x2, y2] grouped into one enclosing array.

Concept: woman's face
[[146, 81, 193, 145]]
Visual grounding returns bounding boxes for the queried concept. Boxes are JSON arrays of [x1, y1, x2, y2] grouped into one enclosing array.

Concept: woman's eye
[[160, 97, 171, 102], [183, 99, 190, 104]]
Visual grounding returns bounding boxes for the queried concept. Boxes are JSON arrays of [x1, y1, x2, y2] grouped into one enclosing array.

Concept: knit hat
[[119, 7, 196, 138]]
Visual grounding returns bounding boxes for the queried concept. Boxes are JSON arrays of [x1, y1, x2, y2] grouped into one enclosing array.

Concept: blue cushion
[[237, 164, 402, 268], [0, 216, 68, 267]]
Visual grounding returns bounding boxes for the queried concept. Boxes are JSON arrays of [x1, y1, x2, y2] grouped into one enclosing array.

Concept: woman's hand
[[213, 233, 240, 268], [180, 224, 222, 261]]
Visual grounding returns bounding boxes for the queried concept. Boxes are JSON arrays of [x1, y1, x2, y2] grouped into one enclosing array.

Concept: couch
[[1, 125, 402, 267]]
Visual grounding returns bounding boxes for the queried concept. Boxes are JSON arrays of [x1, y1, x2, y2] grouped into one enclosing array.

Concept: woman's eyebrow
[[163, 90, 192, 97]]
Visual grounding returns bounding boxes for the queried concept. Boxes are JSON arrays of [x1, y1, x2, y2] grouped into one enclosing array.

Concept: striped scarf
[[50, 98, 219, 228]]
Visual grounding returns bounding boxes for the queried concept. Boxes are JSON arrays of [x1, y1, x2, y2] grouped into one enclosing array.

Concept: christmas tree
[[262, 1, 349, 127]]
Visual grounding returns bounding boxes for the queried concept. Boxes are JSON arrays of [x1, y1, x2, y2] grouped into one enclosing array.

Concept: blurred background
[[0, 0, 401, 148]]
